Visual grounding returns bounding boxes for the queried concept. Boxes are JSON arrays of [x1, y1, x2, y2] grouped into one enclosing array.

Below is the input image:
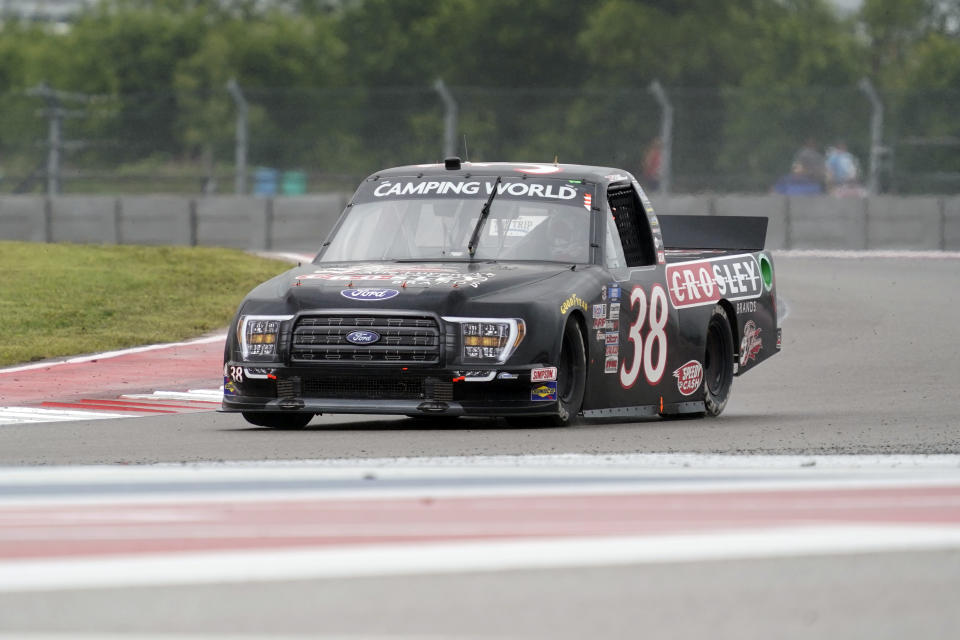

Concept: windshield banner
[[360, 178, 589, 203]]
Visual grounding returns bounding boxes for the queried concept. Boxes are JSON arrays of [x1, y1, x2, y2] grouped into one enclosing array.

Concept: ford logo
[[341, 288, 400, 301], [345, 330, 380, 345]]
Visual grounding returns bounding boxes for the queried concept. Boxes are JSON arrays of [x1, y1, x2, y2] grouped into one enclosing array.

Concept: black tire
[[508, 319, 586, 428], [241, 411, 314, 429], [703, 305, 735, 417]]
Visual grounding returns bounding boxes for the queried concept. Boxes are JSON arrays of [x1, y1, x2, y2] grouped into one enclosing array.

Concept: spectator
[[793, 138, 825, 187], [641, 136, 662, 192], [772, 162, 824, 195], [825, 141, 860, 186]]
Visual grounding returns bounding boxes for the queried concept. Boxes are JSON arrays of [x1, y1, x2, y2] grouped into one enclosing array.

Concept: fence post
[[113, 197, 123, 245], [433, 78, 458, 159], [648, 80, 673, 195], [858, 78, 884, 195], [227, 78, 249, 196]]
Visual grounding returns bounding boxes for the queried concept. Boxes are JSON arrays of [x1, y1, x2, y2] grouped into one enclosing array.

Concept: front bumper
[[220, 364, 561, 417]]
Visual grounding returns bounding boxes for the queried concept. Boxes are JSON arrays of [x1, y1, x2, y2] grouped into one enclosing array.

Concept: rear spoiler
[[658, 215, 768, 252]]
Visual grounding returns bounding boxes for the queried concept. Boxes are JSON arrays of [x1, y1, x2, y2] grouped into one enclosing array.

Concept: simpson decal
[[561, 294, 588, 314], [609, 303, 620, 320], [531, 367, 558, 383], [673, 360, 703, 396], [739, 320, 763, 366], [665, 254, 763, 309]]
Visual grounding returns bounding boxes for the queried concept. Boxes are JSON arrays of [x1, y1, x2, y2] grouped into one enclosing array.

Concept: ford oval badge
[[341, 288, 400, 301], [345, 330, 381, 345]]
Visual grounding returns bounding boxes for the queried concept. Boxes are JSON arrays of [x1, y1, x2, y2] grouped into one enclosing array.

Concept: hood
[[245, 261, 571, 314]]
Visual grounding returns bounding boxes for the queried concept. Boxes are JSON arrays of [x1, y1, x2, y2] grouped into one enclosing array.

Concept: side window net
[[607, 186, 654, 266]]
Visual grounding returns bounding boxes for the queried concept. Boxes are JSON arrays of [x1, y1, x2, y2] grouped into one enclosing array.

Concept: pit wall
[[1, 194, 959, 252]]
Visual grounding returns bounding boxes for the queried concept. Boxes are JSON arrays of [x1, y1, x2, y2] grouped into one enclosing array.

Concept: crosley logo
[[665, 254, 763, 309], [560, 294, 588, 315], [673, 359, 704, 396], [739, 320, 763, 366], [341, 288, 400, 300]]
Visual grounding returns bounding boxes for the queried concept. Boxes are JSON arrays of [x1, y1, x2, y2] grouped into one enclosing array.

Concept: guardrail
[[1, 194, 958, 251]]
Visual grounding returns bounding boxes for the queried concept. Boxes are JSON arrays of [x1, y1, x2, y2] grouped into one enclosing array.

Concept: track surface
[[1, 256, 958, 463], [1, 255, 959, 638]]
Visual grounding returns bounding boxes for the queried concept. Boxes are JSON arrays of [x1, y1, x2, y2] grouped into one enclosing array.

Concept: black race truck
[[222, 160, 780, 428]]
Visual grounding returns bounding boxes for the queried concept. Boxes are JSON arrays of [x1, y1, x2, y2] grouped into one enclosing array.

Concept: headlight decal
[[239, 315, 294, 360], [442, 317, 525, 365]]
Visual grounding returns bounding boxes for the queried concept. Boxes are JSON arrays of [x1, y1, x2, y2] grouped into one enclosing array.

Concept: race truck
[[222, 159, 780, 429]]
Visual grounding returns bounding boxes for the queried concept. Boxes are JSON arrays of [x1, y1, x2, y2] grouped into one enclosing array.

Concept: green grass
[[0, 242, 292, 367]]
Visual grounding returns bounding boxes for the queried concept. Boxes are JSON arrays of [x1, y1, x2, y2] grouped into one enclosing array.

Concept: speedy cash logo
[[673, 360, 704, 396], [665, 254, 763, 309]]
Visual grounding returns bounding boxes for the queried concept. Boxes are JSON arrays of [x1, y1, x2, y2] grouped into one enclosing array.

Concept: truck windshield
[[319, 177, 593, 263]]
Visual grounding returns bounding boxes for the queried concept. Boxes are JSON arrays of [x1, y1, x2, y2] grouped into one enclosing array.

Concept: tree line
[[0, 0, 958, 193]]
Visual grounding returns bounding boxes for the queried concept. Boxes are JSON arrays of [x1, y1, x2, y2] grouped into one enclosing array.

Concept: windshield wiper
[[467, 176, 501, 259]]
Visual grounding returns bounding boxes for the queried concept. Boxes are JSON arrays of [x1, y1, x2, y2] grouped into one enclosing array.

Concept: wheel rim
[[705, 322, 727, 395], [558, 332, 574, 402]]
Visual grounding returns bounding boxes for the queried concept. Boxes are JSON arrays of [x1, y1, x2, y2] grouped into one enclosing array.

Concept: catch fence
[[1, 84, 957, 196]]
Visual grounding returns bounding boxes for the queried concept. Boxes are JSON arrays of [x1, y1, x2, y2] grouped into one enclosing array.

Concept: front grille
[[302, 375, 451, 401], [291, 314, 441, 365]]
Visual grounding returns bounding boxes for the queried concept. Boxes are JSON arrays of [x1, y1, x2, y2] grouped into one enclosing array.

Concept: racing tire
[[508, 319, 586, 428], [703, 305, 735, 417], [241, 411, 314, 430]]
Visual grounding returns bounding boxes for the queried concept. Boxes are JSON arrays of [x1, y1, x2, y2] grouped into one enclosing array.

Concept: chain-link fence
[[1, 83, 958, 195]]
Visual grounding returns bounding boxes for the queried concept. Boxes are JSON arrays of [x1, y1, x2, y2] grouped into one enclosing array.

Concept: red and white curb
[[0, 454, 958, 592], [0, 389, 222, 425]]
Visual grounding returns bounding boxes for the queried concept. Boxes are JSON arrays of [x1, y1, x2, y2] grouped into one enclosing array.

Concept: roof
[[368, 161, 635, 185]]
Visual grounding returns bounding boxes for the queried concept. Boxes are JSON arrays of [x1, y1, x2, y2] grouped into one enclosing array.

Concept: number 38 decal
[[619, 284, 669, 388]]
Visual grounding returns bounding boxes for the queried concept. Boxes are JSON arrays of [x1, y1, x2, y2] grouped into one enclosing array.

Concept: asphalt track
[[1, 254, 958, 463], [1, 254, 959, 638]]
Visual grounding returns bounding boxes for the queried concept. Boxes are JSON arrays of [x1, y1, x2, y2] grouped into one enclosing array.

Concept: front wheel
[[508, 319, 586, 428], [703, 305, 735, 416], [242, 411, 314, 429]]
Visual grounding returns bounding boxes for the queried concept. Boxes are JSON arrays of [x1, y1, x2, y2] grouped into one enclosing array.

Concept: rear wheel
[[703, 305, 735, 416], [241, 411, 314, 429], [508, 319, 586, 428]]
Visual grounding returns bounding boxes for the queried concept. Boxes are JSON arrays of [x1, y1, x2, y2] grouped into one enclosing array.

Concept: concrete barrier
[[119, 196, 193, 246], [51, 197, 118, 244], [0, 197, 46, 242], [195, 197, 266, 249], [867, 196, 942, 250], [653, 195, 712, 216], [944, 197, 960, 251], [2, 194, 959, 252], [271, 194, 347, 253], [787, 196, 866, 249]]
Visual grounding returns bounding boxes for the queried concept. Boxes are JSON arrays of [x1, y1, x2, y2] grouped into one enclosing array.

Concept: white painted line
[[2, 524, 959, 592], [0, 407, 130, 425], [0, 334, 227, 375], [121, 389, 223, 402], [0, 455, 958, 507], [776, 249, 960, 260]]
